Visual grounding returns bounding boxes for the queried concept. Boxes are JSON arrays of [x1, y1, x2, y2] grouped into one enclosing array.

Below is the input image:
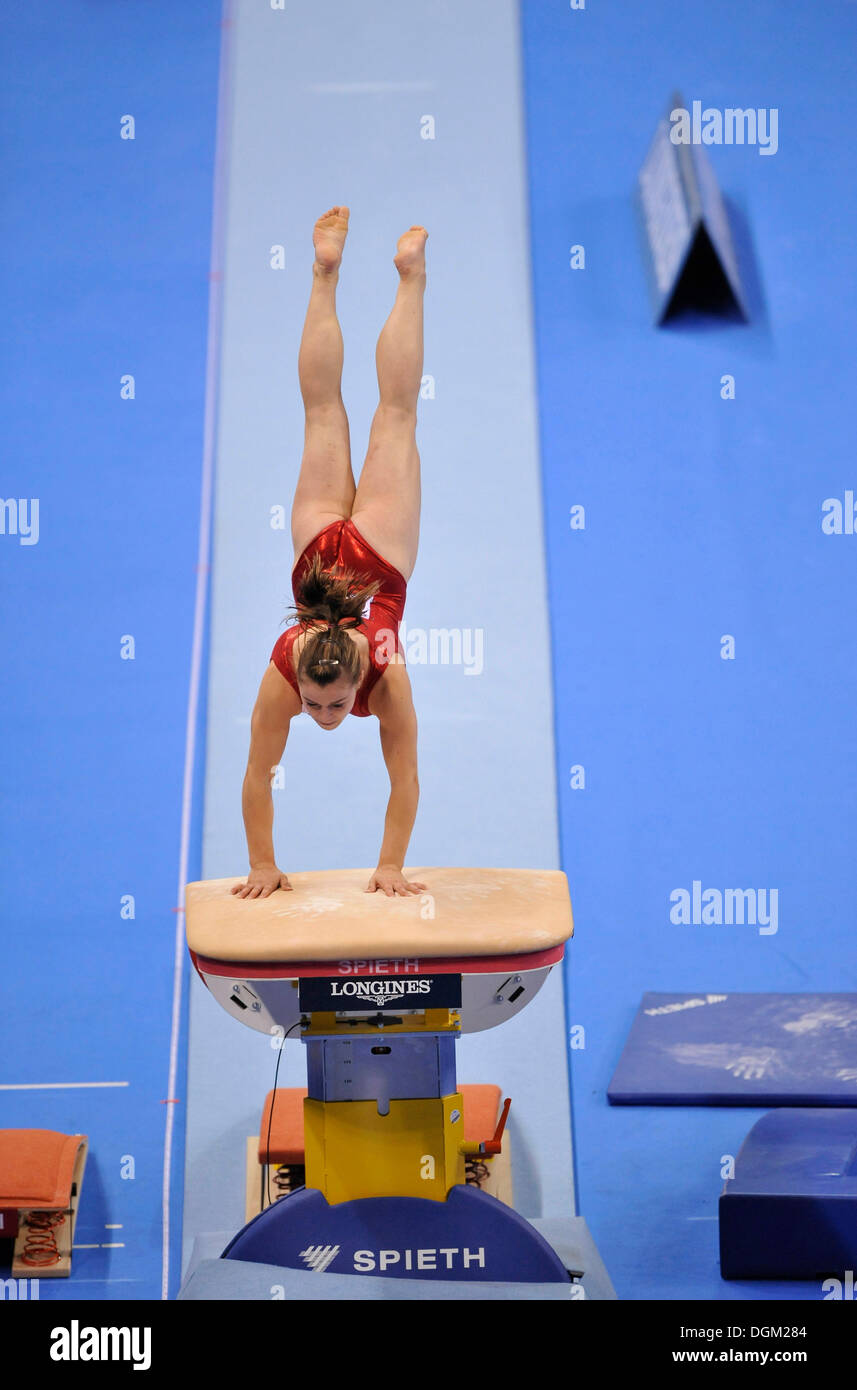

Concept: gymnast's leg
[[291, 206, 356, 561], [350, 225, 427, 582]]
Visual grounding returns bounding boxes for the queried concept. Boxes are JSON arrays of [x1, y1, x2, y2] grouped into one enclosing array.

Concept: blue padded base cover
[[179, 1216, 618, 1300], [608, 993, 857, 1105], [720, 1109, 857, 1279], [222, 1185, 571, 1284]]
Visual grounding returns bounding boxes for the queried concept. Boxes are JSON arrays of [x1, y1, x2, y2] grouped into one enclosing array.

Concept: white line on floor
[[162, 0, 233, 1305], [0, 1082, 129, 1090]]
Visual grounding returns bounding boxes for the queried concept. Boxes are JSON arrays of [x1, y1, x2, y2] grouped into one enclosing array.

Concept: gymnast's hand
[[231, 864, 293, 898], [365, 864, 427, 898]]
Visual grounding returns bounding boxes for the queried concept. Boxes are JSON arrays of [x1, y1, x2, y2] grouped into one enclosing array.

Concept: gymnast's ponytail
[[287, 551, 381, 687]]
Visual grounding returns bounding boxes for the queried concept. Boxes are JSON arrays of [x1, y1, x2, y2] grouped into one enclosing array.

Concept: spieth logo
[[299, 1245, 340, 1273], [329, 979, 432, 1008]]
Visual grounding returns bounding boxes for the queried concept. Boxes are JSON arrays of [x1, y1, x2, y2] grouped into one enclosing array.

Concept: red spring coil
[[20, 1210, 66, 1267]]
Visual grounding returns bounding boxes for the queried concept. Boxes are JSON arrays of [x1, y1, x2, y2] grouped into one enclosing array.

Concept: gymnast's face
[[298, 676, 358, 729]]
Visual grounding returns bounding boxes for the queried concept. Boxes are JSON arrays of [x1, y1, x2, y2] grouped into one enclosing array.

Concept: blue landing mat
[[608, 993, 857, 1106], [179, 1261, 579, 1301]]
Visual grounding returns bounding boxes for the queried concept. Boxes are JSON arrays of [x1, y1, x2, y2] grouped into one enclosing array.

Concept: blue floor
[[520, 0, 857, 1299], [4, 0, 855, 1304], [0, 1, 220, 1298]]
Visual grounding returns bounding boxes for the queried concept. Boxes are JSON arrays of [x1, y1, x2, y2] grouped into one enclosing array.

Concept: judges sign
[[637, 89, 748, 323]]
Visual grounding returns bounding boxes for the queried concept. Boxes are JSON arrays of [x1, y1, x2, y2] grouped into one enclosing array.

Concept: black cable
[[264, 1019, 305, 1211]]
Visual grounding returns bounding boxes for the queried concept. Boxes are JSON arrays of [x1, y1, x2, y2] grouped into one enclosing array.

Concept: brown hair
[[287, 551, 381, 688]]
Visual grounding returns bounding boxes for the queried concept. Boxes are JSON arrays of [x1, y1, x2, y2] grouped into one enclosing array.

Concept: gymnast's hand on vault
[[231, 864, 293, 898], [365, 865, 427, 898]]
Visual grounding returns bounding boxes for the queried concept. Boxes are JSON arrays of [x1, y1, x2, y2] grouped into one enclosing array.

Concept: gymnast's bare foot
[[394, 225, 428, 278], [313, 205, 350, 274]]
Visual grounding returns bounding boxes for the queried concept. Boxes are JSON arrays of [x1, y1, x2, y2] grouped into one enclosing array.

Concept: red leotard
[[270, 519, 407, 717]]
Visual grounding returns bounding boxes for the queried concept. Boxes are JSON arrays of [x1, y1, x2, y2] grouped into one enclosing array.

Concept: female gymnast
[[232, 206, 428, 901]]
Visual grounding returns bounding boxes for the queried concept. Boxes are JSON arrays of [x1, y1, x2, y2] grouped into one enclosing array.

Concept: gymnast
[[232, 207, 428, 901]]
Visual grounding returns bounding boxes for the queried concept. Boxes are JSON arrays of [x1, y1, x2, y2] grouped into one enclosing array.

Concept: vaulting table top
[[185, 867, 574, 964]]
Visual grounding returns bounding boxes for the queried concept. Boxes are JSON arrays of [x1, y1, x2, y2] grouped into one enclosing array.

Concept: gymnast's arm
[[366, 660, 427, 898], [231, 661, 302, 898]]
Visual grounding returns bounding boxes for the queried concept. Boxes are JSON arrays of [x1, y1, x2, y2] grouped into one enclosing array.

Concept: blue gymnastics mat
[[720, 1109, 857, 1279], [608, 993, 857, 1106]]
